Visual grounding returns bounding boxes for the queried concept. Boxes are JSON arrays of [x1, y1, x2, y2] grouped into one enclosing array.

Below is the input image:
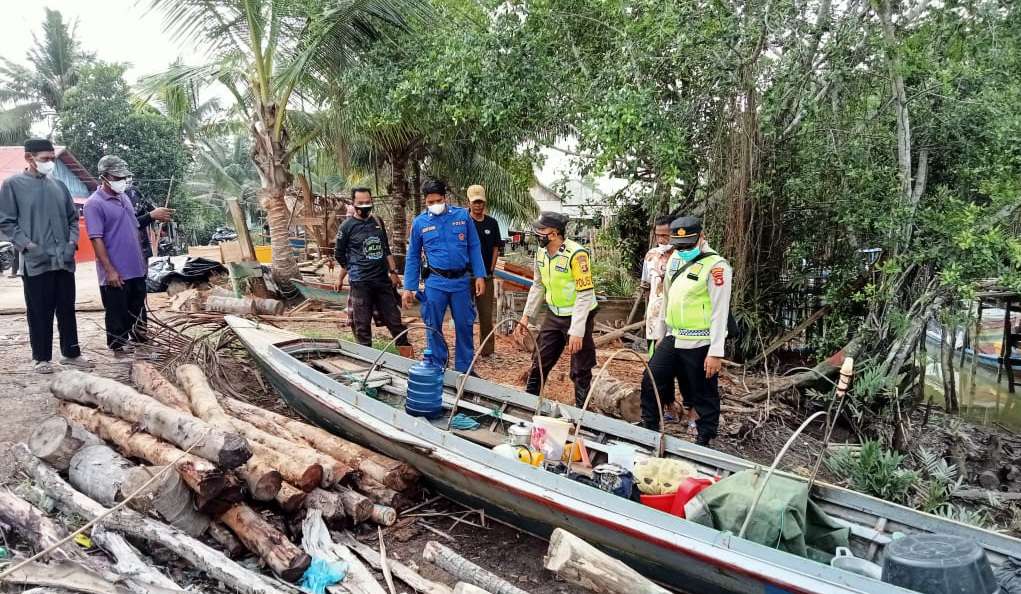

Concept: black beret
[[24, 138, 54, 153]]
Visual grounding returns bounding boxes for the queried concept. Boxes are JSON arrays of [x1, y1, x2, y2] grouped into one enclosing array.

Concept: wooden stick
[[422, 541, 529, 594], [593, 321, 644, 347], [338, 532, 452, 594], [0, 490, 77, 560], [11, 444, 287, 594], [543, 528, 668, 594], [51, 371, 251, 469]]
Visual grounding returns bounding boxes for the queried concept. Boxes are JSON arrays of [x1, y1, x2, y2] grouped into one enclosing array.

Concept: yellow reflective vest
[[664, 252, 724, 340], [536, 239, 597, 316]]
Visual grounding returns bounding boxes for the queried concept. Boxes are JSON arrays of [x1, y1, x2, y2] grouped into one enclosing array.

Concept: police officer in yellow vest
[[515, 212, 598, 407], [640, 216, 732, 447]]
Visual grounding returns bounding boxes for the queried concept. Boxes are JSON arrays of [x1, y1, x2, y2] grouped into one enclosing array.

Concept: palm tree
[[0, 8, 92, 142], [143, 0, 425, 286]]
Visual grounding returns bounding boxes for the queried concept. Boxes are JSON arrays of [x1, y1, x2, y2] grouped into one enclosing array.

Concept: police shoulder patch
[[574, 252, 590, 274], [711, 265, 726, 287]]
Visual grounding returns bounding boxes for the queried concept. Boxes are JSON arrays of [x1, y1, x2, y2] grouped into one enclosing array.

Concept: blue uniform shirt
[[404, 206, 487, 292]]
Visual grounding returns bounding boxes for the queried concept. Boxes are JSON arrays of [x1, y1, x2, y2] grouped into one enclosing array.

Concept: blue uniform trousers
[[419, 277, 476, 373]]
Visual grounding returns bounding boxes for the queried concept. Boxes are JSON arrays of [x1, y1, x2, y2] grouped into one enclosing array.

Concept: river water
[[924, 348, 1021, 432]]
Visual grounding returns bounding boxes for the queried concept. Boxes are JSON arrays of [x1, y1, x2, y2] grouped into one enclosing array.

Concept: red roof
[[0, 145, 98, 192]]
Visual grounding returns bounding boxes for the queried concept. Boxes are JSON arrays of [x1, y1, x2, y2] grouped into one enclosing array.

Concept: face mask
[[35, 160, 55, 176], [536, 233, 553, 248], [355, 204, 373, 217], [107, 179, 128, 194], [676, 245, 701, 261], [427, 203, 446, 216]]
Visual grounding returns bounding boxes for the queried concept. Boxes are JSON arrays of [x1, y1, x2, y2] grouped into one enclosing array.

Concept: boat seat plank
[[452, 427, 506, 449]]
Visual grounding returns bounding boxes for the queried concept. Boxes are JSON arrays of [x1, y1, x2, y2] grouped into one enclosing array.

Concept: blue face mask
[[676, 245, 701, 262]]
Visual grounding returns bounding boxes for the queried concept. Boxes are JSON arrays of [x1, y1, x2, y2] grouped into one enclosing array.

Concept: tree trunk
[[50, 371, 251, 469], [339, 532, 453, 594], [543, 528, 668, 594], [131, 362, 191, 413], [412, 159, 423, 215], [174, 364, 283, 498], [0, 490, 76, 560], [225, 397, 418, 491], [119, 465, 210, 537], [58, 402, 226, 501], [335, 486, 374, 524], [586, 377, 642, 423], [28, 416, 96, 471], [941, 324, 959, 413], [68, 445, 134, 506], [252, 99, 299, 288], [302, 488, 347, 527], [275, 482, 307, 514], [219, 504, 311, 583], [12, 444, 288, 594], [388, 150, 410, 256], [355, 476, 415, 510], [422, 541, 529, 594], [208, 522, 247, 559]]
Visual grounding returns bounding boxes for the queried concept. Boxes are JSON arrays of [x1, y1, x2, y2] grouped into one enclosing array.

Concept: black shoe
[[695, 437, 712, 448]]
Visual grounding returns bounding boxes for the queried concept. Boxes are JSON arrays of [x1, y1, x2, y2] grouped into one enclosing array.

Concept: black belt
[[430, 266, 468, 279]]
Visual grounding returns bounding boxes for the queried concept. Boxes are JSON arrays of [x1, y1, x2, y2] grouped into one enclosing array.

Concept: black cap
[[24, 138, 54, 153], [669, 216, 702, 247], [532, 211, 569, 233]]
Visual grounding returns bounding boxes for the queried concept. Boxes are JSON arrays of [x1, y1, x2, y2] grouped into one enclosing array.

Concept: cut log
[[208, 521, 247, 559], [91, 525, 183, 591], [50, 371, 251, 469], [593, 321, 644, 347], [978, 470, 1000, 490], [336, 486, 374, 524], [2, 561, 136, 594], [120, 465, 209, 537], [371, 504, 397, 527], [28, 416, 94, 471], [12, 443, 291, 594], [301, 510, 386, 594], [131, 362, 191, 413], [0, 490, 76, 560], [422, 541, 529, 594], [196, 473, 245, 517], [68, 444, 135, 506], [303, 488, 347, 527], [219, 504, 312, 583], [952, 489, 1021, 502], [339, 532, 452, 594], [543, 528, 668, 594], [585, 377, 642, 423], [225, 397, 418, 490], [58, 402, 226, 501], [275, 482, 308, 514], [177, 364, 336, 489], [354, 476, 415, 511]]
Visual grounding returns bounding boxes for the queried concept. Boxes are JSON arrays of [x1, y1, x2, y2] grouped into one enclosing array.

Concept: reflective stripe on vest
[[665, 253, 723, 340], [537, 239, 597, 316]]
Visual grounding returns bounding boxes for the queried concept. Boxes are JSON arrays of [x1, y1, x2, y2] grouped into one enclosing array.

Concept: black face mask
[[355, 204, 373, 217], [537, 232, 553, 248]]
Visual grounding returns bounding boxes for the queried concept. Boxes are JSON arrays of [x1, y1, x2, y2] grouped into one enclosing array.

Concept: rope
[[0, 427, 214, 581]]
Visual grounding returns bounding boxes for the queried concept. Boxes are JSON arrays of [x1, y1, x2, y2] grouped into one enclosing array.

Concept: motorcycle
[[0, 241, 13, 274], [209, 227, 238, 244]]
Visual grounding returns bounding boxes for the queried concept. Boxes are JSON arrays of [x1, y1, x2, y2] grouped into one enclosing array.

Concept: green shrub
[[826, 440, 919, 504]]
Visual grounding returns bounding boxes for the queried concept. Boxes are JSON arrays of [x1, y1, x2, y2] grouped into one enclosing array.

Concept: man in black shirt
[[334, 188, 412, 356], [467, 185, 503, 356], [125, 181, 173, 260]]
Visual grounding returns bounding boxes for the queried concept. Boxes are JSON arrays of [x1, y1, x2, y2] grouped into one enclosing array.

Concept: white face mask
[[107, 179, 128, 194], [427, 203, 446, 216], [35, 160, 55, 176]]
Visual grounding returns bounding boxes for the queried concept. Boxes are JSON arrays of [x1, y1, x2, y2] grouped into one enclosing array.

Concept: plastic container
[[640, 493, 676, 512], [530, 416, 572, 461], [669, 477, 716, 518], [830, 547, 882, 581], [507, 422, 531, 446], [606, 443, 638, 471], [881, 534, 998, 594], [405, 349, 444, 419]]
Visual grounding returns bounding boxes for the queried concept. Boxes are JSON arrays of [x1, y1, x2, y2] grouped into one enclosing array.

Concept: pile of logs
[[11, 362, 421, 589]]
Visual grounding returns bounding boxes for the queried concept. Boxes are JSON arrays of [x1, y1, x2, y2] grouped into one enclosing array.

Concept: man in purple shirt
[[84, 156, 147, 355]]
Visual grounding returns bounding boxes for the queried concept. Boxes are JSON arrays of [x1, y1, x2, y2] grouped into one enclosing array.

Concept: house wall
[[54, 160, 91, 197]]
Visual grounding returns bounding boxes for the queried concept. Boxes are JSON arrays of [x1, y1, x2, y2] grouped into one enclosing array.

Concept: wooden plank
[[226, 198, 256, 261], [187, 245, 223, 263], [219, 240, 245, 265]]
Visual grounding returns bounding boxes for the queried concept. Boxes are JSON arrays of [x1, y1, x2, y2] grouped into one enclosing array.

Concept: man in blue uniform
[[403, 180, 487, 373]]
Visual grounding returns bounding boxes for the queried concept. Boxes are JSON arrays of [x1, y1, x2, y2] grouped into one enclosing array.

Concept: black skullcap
[[24, 138, 54, 153]]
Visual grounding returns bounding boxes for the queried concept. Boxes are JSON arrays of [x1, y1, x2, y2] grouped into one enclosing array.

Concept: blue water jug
[[405, 349, 444, 419]]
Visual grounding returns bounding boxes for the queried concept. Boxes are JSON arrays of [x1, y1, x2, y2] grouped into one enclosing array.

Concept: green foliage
[[826, 440, 919, 504], [57, 63, 188, 205], [590, 228, 639, 298]]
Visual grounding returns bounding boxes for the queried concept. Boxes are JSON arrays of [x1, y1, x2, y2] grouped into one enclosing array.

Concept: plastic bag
[[299, 557, 348, 594]]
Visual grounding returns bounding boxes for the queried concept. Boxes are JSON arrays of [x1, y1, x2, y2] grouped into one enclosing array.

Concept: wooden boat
[[227, 316, 1020, 594], [293, 278, 349, 307]]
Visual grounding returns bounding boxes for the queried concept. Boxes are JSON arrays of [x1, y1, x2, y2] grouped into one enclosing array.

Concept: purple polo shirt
[[84, 188, 146, 285]]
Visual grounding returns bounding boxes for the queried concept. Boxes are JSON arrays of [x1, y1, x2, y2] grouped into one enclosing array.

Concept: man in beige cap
[[467, 185, 502, 356]]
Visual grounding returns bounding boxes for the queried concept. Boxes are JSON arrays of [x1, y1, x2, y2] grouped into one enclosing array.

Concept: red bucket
[[669, 477, 717, 518], [640, 493, 676, 513]]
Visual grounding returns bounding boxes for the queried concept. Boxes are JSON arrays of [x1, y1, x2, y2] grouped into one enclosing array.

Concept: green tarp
[[686, 469, 850, 563]]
